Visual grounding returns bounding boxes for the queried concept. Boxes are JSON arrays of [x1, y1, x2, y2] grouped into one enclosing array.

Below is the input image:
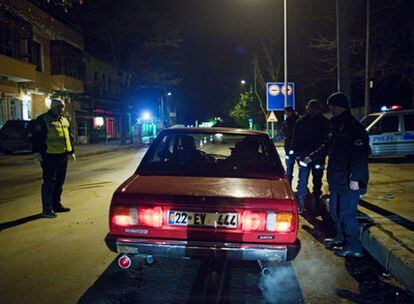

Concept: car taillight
[[242, 211, 293, 232], [111, 207, 137, 227], [242, 211, 266, 231], [111, 206, 163, 228], [275, 212, 293, 232], [138, 207, 163, 227]]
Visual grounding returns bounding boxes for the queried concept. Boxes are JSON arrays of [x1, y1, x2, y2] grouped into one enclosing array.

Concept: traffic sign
[[267, 111, 278, 123], [266, 82, 295, 111]]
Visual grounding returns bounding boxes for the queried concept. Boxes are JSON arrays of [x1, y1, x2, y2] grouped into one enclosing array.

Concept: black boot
[[324, 238, 344, 250]]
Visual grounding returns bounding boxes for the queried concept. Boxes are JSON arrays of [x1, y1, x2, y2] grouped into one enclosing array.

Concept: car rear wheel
[[3, 149, 14, 155]]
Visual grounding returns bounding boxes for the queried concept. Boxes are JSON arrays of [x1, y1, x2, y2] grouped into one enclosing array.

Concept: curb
[[361, 226, 414, 295], [321, 195, 414, 295]]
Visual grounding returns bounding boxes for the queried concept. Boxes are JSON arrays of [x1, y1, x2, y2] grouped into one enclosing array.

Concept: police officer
[[32, 98, 75, 218], [280, 106, 298, 185], [305, 92, 370, 257], [291, 99, 330, 214]]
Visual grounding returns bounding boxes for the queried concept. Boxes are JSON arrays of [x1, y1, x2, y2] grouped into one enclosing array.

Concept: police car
[[361, 107, 414, 157]]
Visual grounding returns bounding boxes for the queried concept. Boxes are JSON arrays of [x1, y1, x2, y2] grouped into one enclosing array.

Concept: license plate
[[168, 211, 238, 229]]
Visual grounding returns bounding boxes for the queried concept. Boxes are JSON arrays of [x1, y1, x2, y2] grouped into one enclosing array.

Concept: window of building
[[32, 41, 42, 71], [0, 26, 21, 59], [50, 41, 82, 79], [0, 99, 5, 128], [9, 99, 21, 120], [94, 71, 98, 81]]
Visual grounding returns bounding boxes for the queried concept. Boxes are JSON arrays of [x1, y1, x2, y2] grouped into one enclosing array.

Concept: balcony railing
[[50, 40, 82, 80]]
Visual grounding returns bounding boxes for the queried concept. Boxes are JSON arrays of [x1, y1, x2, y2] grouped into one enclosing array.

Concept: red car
[[106, 128, 300, 269]]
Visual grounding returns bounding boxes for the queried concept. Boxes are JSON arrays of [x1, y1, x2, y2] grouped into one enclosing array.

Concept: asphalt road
[[0, 148, 412, 304]]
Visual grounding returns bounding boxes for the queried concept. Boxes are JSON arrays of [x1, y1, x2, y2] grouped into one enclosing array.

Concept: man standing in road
[[32, 98, 75, 218], [280, 106, 298, 185], [291, 99, 330, 214], [305, 92, 370, 257]]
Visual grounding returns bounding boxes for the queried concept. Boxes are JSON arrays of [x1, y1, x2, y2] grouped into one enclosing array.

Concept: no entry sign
[[266, 82, 295, 111]]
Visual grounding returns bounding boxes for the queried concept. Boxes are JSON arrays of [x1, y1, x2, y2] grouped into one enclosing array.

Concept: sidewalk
[[276, 146, 414, 295], [359, 159, 414, 295]]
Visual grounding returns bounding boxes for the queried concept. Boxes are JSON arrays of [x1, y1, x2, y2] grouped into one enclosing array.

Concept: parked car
[[0, 120, 34, 154], [361, 109, 414, 157], [106, 127, 300, 270]]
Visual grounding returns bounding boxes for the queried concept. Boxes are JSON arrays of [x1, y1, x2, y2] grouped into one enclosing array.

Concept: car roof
[[369, 109, 414, 116], [5, 120, 30, 123], [163, 127, 269, 136]]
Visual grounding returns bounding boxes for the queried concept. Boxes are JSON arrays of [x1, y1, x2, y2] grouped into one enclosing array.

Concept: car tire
[[4, 149, 14, 155]]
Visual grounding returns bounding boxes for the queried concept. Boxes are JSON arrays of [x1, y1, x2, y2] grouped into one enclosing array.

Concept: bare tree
[[252, 40, 282, 124], [308, 0, 414, 107]]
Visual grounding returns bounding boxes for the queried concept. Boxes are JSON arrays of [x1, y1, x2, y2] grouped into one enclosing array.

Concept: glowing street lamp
[[241, 80, 246, 85], [142, 111, 152, 120]]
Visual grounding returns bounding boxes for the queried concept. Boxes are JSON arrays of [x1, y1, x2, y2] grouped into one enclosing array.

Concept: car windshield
[[138, 131, 284, 179], [361, 114, 380, 129]]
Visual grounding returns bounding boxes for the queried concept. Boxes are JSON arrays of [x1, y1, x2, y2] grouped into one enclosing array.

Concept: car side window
[[377, 116, 399, 134], [151, 135, 173, 162], [404, 114, 414, 132]]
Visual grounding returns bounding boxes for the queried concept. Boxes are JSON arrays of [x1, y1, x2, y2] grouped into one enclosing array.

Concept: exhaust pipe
[[258, 260, 273, 276], [118, 254, 132, 269]]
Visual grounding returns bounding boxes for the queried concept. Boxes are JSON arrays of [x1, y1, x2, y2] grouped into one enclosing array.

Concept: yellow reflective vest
[[42, 114, 73, 154]]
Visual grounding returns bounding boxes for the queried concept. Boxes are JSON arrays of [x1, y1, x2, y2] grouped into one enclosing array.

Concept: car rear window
[[138, 131, 284, 179]]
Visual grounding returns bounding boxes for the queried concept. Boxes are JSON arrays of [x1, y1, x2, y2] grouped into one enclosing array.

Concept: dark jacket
[[309, 111, 370, 194], [31, 111, 75, 155], [291, 113, 331, 159], [281, 113, 298, 152]]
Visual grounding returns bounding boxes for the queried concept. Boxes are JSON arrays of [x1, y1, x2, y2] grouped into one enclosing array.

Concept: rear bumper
[[105, 234, 300, 261]]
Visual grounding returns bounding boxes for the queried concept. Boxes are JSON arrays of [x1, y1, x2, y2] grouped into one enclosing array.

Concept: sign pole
[[284, 0, 288, 108], [271, 122, 274, 139]]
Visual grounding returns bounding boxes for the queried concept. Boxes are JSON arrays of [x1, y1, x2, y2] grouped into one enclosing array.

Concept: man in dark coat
[[305, 92, 370, 257], [280, 106, 298, 185], [291, 99, 330, 214]]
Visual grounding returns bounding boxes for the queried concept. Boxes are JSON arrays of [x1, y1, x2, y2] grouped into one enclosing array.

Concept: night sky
[[57, 0, 413, 123], [170, 0, 336, 122]]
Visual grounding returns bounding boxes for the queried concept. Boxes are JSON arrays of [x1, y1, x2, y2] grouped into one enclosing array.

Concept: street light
[[241, 80, 246, 85], [142, 111, 152, 121], [167, 92, 172, 96]]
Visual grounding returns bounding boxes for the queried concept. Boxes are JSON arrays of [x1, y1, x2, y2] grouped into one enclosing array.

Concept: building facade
[[82, 53, 131, 143], [0, 0, 84, 136], [0, 0, 133, 144]]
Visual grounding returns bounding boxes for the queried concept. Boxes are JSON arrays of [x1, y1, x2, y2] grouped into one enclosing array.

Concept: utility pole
[[364, 0, 371, 116], [336, 0, 351, 99], [283, 0, 288, 108]]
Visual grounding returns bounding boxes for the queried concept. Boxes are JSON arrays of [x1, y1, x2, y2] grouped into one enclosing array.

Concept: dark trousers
[[41, 153, 68, 213], [329, 189, 362, 251], [285, 154, 295, 185], [296, 160, 325, 211]]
